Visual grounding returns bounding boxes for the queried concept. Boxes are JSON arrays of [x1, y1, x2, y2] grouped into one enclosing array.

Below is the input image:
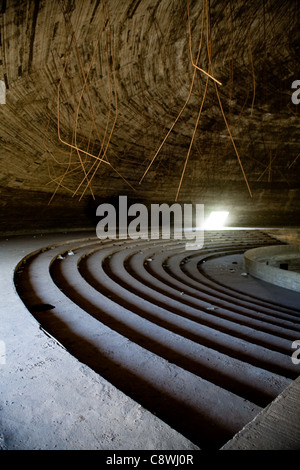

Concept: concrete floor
[[1, 229, 300, 450]]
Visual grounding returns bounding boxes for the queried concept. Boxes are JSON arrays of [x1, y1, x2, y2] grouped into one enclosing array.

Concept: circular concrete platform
[[244, 245, 300, 293]]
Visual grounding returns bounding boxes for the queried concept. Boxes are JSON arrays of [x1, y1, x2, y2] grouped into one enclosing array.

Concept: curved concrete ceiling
[[0, 0, 299, 231]]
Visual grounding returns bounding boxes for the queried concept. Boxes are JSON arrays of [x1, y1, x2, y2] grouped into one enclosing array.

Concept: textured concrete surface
[[1, 0, 299, 451], [244, 245, 300, 292], [0, 0, 300, 231], [0, 232, 199, 450], [1, 228, 300, 450], [222, 376, 300, 450]]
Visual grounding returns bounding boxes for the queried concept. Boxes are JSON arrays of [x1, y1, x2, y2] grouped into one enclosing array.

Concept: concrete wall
[[244, 245, 300, 292], [0, 0, 299, 232]]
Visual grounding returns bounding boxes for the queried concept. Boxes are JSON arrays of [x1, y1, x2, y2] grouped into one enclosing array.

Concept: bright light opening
[[203, 211, 229, 229]]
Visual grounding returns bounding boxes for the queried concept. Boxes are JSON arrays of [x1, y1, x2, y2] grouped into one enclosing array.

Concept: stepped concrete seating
[[1, 229, 300, 450]]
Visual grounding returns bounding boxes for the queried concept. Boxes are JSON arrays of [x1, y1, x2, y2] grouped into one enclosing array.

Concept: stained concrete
[[0, 0, 300, 229]]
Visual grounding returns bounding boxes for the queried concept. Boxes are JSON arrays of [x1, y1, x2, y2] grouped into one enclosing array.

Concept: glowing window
[[203, 211, 229, 229]]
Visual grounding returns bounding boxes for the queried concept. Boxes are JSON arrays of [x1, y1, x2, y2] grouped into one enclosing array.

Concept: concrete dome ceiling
[[0, 0, 299, 232]]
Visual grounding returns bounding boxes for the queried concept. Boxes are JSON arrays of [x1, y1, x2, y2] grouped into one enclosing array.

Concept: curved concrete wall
[[244, 245, 300, 293], [0, 0, 300, 232]]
